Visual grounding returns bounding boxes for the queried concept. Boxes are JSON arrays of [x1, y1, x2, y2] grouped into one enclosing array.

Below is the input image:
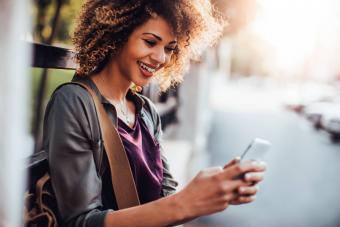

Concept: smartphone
[[240, 138, 271, 162]]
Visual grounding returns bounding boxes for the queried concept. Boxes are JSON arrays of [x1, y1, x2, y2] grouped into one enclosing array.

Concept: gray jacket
[[43, 76, 178, 227]]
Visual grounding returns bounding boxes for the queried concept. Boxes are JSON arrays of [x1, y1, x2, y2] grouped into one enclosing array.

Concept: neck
[[90, 59, 131, 102]]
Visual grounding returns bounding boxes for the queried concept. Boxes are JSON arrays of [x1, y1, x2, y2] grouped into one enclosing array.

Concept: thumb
[[223, 157, 241, 169]]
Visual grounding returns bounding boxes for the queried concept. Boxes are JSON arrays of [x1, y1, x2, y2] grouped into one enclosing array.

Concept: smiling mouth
[[137, 61, 158, 73]]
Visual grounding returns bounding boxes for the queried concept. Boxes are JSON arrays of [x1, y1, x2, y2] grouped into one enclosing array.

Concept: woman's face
[[114, 16, 177, 86]]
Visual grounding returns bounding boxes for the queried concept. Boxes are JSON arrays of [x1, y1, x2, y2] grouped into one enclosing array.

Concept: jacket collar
[[72, 75, 145, 114]]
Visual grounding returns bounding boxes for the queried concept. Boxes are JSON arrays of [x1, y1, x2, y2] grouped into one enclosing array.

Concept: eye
[[165, 46, 176, 54], [143, 39, 156, 47]]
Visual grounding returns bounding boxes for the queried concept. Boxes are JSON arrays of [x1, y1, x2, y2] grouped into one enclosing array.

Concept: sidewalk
[[162, 139, 192, 190], [161, 139, 192, 227]]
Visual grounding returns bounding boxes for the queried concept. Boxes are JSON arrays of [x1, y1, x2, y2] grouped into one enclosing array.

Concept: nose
[[151, 47, 166, 65]]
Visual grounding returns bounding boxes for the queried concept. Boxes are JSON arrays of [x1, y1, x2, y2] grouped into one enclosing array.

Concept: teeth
[[139, 61, 156, 73]]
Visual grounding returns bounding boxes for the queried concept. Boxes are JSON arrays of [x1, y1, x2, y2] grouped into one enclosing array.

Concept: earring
[[131, 84, 143, 93]]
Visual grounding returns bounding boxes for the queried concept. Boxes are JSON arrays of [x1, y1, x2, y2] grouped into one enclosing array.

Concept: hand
[[174, 158, 266, 220], [225, 159, 266, 205]]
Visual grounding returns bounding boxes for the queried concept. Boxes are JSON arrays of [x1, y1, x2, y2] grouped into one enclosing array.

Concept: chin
[[135, 81, 150, 88], [133, 76, 153, 87]]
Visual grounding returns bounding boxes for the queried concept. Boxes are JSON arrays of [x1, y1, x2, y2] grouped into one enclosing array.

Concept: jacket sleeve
[[43, 84, 108, 227], [159, 144, 179, 197], [142, 97, 178, 196]]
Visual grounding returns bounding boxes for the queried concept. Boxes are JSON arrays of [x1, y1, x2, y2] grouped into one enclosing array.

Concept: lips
[[137, 61, 158, 78], [140, 65, 153, 77]]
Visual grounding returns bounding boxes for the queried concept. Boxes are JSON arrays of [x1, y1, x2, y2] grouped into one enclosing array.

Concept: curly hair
[[73, 0, 225, 91]]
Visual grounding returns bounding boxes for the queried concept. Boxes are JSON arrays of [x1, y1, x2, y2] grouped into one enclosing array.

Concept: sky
[[249, 0, 340, 80]]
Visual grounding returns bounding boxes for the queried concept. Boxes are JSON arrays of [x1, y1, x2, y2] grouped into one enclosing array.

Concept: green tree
[[32, 0, 83, 44], [31, 0, 83, 153]]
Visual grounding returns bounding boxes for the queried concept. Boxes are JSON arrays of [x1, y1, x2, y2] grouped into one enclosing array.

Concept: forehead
[[133, 16, 176, 42]]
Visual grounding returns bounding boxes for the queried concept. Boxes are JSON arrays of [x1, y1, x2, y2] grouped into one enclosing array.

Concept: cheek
[[129, 41, 150, 60]]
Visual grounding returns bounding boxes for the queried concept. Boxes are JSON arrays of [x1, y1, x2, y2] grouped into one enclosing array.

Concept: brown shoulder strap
[[36, 173, 50, 212], [73, 81, 140, 209]]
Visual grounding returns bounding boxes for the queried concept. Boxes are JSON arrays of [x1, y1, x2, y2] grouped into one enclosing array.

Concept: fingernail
[[245, 173, 253, 180], [239, 187, 245, 193], [252, 161, 266, 168], [251, 161, 260, 168], [259, 161, 267, 167]]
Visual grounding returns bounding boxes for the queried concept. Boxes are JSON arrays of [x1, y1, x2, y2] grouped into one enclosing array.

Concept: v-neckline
[[118, 114, 138, 131]]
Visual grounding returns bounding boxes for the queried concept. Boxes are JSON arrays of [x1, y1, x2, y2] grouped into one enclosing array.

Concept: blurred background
[[1, 0, 340, 226]]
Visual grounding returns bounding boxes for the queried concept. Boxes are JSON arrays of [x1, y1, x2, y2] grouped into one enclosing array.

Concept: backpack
[[23, 150, 59, 227]]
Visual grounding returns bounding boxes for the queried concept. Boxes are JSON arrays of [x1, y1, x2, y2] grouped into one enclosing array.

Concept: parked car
[[283, 83, 336, 114], [302, 95, 340, 129], [320, 107, 340, 142], [303, 102, 334, 130]]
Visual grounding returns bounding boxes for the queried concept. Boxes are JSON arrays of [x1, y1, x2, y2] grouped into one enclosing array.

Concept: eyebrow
[[142, 32, 177, 45]]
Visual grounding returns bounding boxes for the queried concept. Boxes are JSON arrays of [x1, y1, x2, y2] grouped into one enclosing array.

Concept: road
[[185, 80, 340, 227]]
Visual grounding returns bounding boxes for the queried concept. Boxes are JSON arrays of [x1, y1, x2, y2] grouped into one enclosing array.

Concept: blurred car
[[285, 101, 305, 114], [302, 95, 340, 129], [320, 107, 340, 142], [283, 82, 336, 114], [303, 102, 334, 129]]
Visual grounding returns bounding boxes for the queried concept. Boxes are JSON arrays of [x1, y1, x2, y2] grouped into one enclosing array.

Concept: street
[[185, 80, 340, 227]]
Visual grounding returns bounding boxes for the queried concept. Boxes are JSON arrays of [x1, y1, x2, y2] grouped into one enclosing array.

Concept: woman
[[43, 0, 267, 226]]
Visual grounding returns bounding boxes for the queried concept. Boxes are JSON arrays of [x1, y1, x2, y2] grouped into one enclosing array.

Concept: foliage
[[29, 68, 74, 131], [32, 0, 83, 45]]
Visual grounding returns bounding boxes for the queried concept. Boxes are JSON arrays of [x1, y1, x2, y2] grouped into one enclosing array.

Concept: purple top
[[117, 114, 164, 204]]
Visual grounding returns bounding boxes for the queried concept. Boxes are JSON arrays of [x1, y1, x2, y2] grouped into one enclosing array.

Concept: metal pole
[[0, 0, 31, 226]]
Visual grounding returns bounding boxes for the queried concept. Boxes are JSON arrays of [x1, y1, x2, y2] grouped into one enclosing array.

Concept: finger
[[220, 191, 238, 202], [222, 161, 266, 179], [223, 179, 249, 192], [223, 157, 241, 169], [229, 198, 241, 205], [230, 195, 257, 205], [238, 196, 256, 203], [238, 186, 259, 196], [244, 160, 267, 173], [243, 160, 267, 172], [201, 166, 223, 177], [244, 172, 265, 183]]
